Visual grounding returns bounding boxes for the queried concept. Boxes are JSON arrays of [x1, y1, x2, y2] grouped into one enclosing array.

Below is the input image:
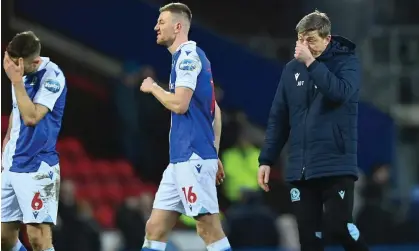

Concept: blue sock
[[207, 237, 232, 251], [11, 239, 27, 251], [142, 238, 166, 251]]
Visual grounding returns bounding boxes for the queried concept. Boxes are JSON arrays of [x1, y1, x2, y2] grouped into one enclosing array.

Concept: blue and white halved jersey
[[2, 57, 67, 173], [169, 41, 217, 163]]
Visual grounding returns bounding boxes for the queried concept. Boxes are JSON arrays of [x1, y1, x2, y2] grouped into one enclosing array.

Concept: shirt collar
[[175, 41, 196, 52], [37, 57, 50, 71]]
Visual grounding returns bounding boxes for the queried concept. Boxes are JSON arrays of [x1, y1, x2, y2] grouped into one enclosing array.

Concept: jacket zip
[[301, 109, 308, 180], [301, 82, 317, 180]]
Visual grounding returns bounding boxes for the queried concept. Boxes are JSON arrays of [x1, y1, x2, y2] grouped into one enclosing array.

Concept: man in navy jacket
[[258, 11, 369, 251]]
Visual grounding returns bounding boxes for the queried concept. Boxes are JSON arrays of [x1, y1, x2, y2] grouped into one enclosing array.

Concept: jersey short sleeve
[[175, 50, 202, 91], [33, 70, 65, 111]]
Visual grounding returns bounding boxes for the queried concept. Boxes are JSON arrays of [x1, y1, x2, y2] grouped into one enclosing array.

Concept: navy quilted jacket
[[259, 36, 360, 181]]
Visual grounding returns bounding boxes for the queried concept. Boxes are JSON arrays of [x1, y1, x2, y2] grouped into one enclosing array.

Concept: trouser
[[289, 175, 369, 251]]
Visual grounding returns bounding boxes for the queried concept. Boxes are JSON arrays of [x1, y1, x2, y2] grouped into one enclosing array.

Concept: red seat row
[[56, 137, 157, 228], [94, 204, 115, 228], [76, 179, 146, 204], [60, 158, 135, 181]]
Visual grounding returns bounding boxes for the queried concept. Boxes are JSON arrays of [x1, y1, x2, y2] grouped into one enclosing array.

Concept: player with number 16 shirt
[[139, 3, 231, 251]]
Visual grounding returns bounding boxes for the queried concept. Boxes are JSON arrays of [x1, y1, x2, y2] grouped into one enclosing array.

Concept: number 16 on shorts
[[181, 186, 197, 211]]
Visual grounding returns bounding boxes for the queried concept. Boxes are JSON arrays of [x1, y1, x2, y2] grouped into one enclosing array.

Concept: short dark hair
[[296, 10, 331, 38], [6, 31, 41, 59], [159, 2, 192, 22]]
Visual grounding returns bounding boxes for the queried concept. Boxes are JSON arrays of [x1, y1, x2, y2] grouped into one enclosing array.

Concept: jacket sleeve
[[307, 56, 360, 103], [258, 69, 290, 166]]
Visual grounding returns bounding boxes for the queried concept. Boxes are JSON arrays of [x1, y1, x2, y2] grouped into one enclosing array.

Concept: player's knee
[[195, 214, 224, 243], [196, 220, 210, 240], [27, 229, 43, 250], [26, 224, 52, 250], [145, 219, 170, 241]]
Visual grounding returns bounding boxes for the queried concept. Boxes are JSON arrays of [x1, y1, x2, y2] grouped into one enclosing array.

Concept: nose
[[154, 25, 159, 31], [302, 40, 308, 46]]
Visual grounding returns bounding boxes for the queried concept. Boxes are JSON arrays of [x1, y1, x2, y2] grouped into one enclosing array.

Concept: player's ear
[[174, 22, 182, 34], [325, 35, 331, 44]]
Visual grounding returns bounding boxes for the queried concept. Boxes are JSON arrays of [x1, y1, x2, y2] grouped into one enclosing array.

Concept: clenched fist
[[140, 77, 156, 93]]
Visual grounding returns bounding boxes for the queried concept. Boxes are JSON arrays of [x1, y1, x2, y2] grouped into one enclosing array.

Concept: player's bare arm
[[3, 52, 49, 126], [152, 85, 193, 114], [141, 77, 193, 114], [213, 102, 222, 154], [213, 102, 225, 185], [14, 84, 49, 126]]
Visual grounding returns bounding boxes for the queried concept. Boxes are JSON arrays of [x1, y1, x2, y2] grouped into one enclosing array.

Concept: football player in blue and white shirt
[[139, 3, 231, 251], [2, 31, 66, 251]]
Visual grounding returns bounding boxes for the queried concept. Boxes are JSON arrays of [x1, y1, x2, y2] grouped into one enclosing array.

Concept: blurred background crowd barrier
[[1, 0, 419, 250]]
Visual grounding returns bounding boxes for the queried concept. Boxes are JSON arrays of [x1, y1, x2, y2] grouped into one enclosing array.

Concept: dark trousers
[[289, 176, 369, 251]]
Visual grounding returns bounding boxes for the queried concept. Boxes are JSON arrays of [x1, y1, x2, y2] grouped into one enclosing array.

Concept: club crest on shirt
[[44, 79, 60, 93]]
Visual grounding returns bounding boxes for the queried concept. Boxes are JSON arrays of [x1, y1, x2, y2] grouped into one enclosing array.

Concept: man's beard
[[23, 69, 32, 76], [23, 68, 37, 76], [160, 38, 175, 48]]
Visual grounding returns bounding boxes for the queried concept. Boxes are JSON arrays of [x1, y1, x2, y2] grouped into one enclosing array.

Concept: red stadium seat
[[113, 160, 134, 179], [123, 178, 145, 197], [94, 204, 115, 229], [143, 183, 158, 195], [89, 186, 103, 206], [55, 141, 65, 155], [73, 158, 94, 182], [57, 137, 86, 160], [59, 158, 74, 179], [75, 186, 89, 201], [102, 181, 124, 205], [1, 115, 10, 133], [93, 160, 114, 181], [77, 183, 102, 206]]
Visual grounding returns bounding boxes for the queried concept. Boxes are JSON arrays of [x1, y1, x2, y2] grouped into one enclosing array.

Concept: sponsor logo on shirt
[[44, 79, 60, 93], [179, 59, 197, 71]]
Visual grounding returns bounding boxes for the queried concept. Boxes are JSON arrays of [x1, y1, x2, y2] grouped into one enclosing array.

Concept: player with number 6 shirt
[[2, 31, 66, 251]]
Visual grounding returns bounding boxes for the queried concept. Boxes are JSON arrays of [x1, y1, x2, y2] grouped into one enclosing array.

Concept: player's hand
[[140, 77, 156, 93], [216, 158, 225, 185], [258, 165, 271, 192], [294, 41, 315, 66], [3, 52, 24, 84]]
